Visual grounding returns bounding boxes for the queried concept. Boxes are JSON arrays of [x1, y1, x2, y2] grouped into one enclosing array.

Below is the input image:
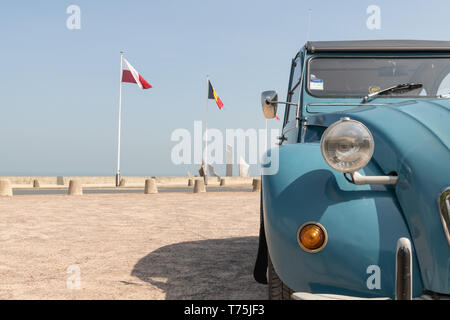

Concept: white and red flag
[[115, 53, 152, 187], [121, 57, 152, 89]]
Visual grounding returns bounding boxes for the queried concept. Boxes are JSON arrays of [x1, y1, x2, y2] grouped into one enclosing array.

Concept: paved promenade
[[0, 192, 266, 299]]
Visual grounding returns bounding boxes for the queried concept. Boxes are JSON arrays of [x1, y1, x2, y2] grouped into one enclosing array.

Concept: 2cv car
[[254, 40, 450, 300]]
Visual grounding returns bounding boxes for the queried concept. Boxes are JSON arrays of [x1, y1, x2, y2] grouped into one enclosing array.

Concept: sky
[[1, 0, 449, 176]]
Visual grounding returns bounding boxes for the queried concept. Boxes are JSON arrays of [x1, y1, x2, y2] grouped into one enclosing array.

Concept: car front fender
[[263, 143, 423, 298]]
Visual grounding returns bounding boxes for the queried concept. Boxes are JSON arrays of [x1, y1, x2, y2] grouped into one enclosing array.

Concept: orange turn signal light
[[297, 223, 327, 253]]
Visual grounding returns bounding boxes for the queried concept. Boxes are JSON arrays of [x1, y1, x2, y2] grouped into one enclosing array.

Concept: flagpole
[[204, 75, 209, 185], [265, 119, 268, 152], [116, 51, 124, 187]]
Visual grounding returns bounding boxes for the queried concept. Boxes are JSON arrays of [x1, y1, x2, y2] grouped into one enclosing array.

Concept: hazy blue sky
[[1, 0, 449, 176]]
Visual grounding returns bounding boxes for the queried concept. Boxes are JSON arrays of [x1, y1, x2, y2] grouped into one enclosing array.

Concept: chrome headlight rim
[[320, 118, 375, 173]]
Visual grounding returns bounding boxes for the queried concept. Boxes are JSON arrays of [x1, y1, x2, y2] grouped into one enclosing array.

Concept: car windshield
[[307, 56, 450, 98]]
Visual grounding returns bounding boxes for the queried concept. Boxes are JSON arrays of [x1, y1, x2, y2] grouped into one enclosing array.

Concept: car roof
[[305, 40, 450, 53]]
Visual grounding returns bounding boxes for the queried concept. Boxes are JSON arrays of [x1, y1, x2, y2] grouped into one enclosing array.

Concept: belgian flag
[[208, 80, 224, 109]]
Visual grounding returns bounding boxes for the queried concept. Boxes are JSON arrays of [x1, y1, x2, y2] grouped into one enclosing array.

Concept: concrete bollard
[[193, 179, 206, 193], [68, 180, 83, 196], [252, 178, 261, 192], [220, 178, 226, 186], [56, 176, 64, 185], [144, 178, 158, 194], [187, 178, 193, 187], [119, 178, 126, 187], [0, 179, 12, 197], [33, 179, 40, 188]]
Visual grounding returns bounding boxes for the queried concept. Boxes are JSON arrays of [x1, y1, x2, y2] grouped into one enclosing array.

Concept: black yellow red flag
[[208, 80, 224, 109]]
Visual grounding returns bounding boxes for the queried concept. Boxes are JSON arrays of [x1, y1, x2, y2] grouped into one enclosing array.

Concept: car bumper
[[291, 292, 448, 300]]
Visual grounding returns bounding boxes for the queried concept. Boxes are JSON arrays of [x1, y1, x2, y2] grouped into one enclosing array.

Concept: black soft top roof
[[305, 40, 450, 53]]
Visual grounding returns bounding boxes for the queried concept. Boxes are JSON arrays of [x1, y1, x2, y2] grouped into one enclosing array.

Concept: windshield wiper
[[361, 83, 423, 103]]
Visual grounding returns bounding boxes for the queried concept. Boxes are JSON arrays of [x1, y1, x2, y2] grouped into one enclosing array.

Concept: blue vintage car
[[254, 40, 450, 300]]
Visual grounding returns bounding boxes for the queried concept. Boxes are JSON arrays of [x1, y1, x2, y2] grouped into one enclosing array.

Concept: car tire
[[268, 254, 294, 300]]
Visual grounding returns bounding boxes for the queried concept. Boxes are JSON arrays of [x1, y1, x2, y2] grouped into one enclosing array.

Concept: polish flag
[[121, 58, 152, 89]]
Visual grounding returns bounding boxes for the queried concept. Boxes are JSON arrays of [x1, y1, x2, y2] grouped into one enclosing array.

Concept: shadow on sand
[[131, 236, 267, 299]]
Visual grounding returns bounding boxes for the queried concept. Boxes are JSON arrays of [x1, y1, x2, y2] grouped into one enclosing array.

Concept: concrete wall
[[1, 176, 256, 188]]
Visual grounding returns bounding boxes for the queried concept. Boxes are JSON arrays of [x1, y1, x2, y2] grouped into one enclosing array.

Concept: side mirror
[[261, 90, 278, 119]]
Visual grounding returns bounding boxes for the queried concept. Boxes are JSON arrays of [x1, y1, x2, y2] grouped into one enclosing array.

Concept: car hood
[[308, 98, 450, 294]]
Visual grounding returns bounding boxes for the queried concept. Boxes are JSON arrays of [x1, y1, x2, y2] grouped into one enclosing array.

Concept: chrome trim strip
[[291, 292, 390, 300], [438, 187, 450, 246], [395, 238, 413, 300], [351, 172, 398, 185]]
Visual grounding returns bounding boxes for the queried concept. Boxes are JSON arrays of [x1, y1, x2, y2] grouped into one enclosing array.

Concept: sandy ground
[[0, 192, 266, 299]]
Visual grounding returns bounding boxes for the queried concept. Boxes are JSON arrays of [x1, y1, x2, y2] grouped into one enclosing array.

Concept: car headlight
[[320, 118, 374, 173]]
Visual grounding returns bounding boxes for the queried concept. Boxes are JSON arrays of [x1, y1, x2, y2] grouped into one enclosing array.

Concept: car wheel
[[268, 254, 294, 300]]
